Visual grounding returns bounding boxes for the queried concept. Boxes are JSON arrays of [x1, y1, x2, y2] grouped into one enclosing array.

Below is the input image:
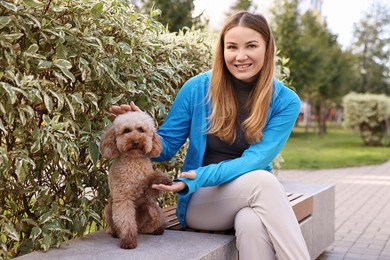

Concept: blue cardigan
[[154, 70, 301, 226]]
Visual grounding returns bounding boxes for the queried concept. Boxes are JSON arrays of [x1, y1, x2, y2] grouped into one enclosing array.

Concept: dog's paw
[[153, 177, 173, 186], [120, 238, 137, 249], [151, 226, 165, 235]]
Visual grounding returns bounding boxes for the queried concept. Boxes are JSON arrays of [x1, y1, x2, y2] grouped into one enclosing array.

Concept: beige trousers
[[186, 170, 310, 260]]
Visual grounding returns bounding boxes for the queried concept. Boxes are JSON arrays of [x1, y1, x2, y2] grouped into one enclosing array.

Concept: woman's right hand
[[108, 101, 141, 120]]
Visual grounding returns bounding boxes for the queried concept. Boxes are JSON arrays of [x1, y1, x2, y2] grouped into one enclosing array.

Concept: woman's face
[[223, 26, 266, 83]]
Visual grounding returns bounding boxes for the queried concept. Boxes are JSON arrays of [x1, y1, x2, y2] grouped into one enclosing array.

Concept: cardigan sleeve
[[176, 87, 301, 195]]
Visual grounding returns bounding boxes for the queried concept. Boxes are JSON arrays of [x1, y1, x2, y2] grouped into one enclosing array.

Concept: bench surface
[[163, 192, 313, 233]]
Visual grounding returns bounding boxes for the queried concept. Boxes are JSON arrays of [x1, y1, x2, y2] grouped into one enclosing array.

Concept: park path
[[277, 160, 390, 260]]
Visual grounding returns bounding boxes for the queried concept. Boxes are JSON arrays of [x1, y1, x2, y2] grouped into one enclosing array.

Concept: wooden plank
[[162, 192, 313, 232], [291, 194, 313, 222]]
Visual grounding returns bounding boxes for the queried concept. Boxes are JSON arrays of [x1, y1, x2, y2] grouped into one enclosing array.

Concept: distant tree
[[271, 0, 300, 89], [140, 0, 207, 32], [271, 0, 358, 134], [351, 0, 390, 94], [225, 0, 256, 17]]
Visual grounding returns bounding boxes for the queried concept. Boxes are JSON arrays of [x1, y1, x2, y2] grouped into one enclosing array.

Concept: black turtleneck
[[202, 78, 256, 166]]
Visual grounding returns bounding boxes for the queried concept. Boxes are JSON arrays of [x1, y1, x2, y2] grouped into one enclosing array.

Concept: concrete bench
[[16, 182, 334, 260]]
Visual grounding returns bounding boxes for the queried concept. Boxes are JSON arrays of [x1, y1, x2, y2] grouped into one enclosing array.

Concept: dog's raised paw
[[154, 177, 173, 186]]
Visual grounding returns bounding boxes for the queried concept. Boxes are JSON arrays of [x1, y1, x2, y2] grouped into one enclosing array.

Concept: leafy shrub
[[342, 92, 390, 146], [0, 0, 212, 257]]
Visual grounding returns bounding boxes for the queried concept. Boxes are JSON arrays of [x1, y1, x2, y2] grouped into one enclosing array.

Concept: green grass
[[280, 126, 390, 169]]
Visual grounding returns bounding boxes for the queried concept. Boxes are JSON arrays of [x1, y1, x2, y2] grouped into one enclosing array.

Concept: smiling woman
[[110, 11, 310, 259]]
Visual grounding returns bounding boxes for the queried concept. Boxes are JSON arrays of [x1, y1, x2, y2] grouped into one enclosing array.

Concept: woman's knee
[[243, 170, 281, 190]]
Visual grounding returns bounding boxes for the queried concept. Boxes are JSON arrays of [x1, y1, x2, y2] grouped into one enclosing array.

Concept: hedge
[[0, 0, 213, 257]]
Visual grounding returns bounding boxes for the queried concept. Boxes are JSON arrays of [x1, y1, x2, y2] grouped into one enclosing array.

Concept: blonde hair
[[208, 11, 275, 144]]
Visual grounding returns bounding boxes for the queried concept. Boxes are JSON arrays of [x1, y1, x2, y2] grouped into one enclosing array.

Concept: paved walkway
[[277, 160, 390, 260]]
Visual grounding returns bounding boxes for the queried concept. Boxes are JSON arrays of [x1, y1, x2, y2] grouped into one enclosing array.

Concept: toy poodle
[[100, 111, 172, 249]]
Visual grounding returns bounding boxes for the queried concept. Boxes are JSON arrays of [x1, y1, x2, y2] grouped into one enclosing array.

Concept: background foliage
[[342, 92, 390, 146], [0, 0, 213, 257]]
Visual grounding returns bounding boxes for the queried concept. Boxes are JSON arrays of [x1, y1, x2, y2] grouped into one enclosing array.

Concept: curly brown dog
[[100, 111, 172, 249]]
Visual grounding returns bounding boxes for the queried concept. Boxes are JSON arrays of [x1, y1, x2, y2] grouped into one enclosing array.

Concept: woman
[[110, 11, 310, 260]]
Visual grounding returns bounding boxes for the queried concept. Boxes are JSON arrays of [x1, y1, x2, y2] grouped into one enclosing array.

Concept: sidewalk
[[277, 160, 390, 260]]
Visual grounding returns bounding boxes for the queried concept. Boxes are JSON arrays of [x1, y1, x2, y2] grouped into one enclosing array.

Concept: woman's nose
[[236, 50, 248, 60]]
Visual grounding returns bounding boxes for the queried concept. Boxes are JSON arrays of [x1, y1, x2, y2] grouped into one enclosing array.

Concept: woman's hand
[[109, 101, 141, 119], [152, 171, 196, 192]]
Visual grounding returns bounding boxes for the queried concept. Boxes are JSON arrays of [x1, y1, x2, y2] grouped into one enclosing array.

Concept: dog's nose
[[132, 141, 139, 147]]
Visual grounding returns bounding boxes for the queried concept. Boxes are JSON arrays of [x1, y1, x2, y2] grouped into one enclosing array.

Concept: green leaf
[[43, 92, 53, 113], [42, 234, 51, 251], [91, 3, 104, 19], [39, 212, 52, 224], [65, 96, 75, 119], [0, 82, 16, 104], [26, 44, 38, 54], [38, 60, 52, 69], [31, 226, 41, 240], [111, 94, 124, 104], [60, 68, 75, 82], [0, 16, 12, 29], [89, 141, 99, 166], [54, 59, 72, 70], [1, 1, 18, 12], [4, 223, 19, 241], [0, 121, 7, 135], [150, 9, 161, 18], [22, 0, 44, 8], [3, 33, 24, 41], [48, 90, 64, 110], [19, 110, 27, 126], [15, 159, 27, 182]]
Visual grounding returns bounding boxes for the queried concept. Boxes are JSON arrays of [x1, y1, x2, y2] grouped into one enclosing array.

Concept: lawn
[[280, 126, 390, 169]]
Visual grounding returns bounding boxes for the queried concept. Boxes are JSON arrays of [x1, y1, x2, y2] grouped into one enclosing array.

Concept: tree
[[351, 0, 390, 94], [140, 0, 207, 32], [225, 0, 256, 17], [271, 0, 359, 134]]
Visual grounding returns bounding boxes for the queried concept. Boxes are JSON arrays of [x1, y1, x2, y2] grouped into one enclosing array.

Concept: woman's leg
[[235, 207, 276, 259], [185, 170, 310, 260]]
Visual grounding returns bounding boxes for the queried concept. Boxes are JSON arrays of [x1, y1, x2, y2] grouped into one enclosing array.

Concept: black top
[[202, 78, 256, 166]]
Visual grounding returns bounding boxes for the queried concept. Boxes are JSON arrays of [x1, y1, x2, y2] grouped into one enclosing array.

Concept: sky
[[193, 0, 380, 48]]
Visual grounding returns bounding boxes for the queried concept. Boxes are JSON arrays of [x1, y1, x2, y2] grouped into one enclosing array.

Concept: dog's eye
[[137, 127, 145, 133], [123, 128, 131, 134]]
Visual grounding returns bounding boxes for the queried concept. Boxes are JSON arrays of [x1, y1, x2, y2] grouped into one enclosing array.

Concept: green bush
[[0, 0, 213, 257], [342, 92, 390, 146]]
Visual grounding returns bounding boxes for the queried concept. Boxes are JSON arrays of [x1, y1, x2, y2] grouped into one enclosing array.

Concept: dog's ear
[[100, 125, 120, 158], [147, 132, 162, 158]]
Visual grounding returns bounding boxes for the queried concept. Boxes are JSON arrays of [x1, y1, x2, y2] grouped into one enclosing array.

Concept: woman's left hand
[[152, 171, 196, 192]]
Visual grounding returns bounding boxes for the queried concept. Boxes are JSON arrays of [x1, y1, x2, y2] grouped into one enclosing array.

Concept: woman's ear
[[147, 132, 162, 158], [100, 125, 120, 158]]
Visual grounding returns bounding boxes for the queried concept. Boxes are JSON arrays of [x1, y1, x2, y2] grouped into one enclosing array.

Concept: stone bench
[[16, 182, 334, 260]]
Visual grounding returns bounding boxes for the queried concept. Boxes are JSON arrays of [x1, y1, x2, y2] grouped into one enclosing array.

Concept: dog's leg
[[137, 202, 165, 235], [104, 197, 118, 238], [112, 198, 138, 249], [145, 172, 173, 198]]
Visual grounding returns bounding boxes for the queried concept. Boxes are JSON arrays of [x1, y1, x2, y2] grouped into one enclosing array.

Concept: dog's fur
[[100, 111, 172, 249]]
